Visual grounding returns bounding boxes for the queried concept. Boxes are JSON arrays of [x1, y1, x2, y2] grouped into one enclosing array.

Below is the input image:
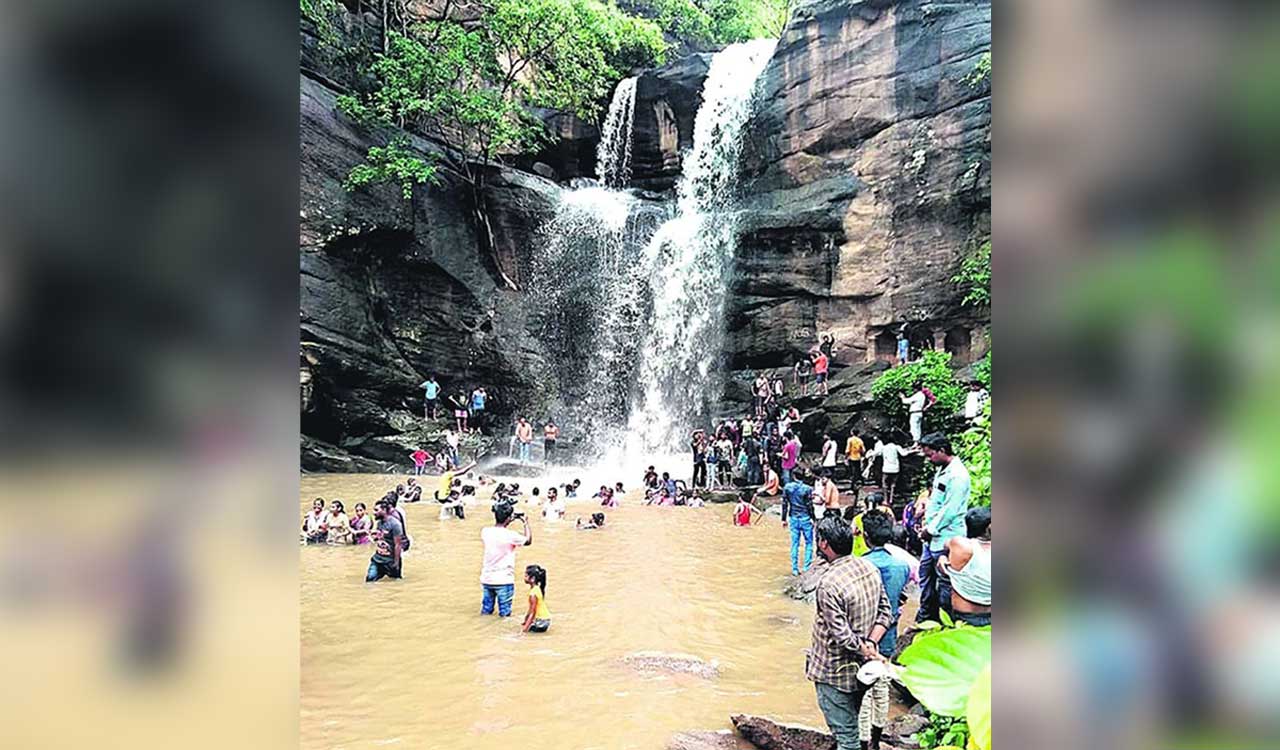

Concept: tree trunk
[[470, 180, 518, 291]]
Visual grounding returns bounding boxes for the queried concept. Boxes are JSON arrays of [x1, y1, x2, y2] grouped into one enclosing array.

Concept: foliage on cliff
[[323, 0, 667, 200], [953, 240, 991, 309], [637, 0, 790, 44], [870, 350, 966, 432]]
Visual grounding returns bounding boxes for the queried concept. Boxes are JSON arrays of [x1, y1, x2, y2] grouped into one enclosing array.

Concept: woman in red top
[[734, 493, 760, 526]]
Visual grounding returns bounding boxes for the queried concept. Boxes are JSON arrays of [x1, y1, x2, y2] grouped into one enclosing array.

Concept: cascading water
[[624, 38, 777, 454], [595, 76, 638, 188], [530, 40, 775, 465]]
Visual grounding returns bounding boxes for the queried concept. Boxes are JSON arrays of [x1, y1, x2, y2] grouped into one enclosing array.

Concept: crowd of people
[[325, 332, 989, 747]]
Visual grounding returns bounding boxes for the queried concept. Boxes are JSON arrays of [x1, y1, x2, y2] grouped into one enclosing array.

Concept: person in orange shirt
[[516, 417, 534, 464], [844, 432, 865, 489], [812, 350, 830, 395]]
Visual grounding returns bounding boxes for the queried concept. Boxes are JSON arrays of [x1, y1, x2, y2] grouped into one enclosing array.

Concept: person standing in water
[[521, 565, 551, 633], [781, 468, 817, 576], [480, 502, 532, 617], [366, 499, 403, 582]]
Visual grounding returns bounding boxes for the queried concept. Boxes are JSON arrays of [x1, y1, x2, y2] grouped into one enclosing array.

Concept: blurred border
[[0, 2, 299, 749], [997, 1, 1280, 748]]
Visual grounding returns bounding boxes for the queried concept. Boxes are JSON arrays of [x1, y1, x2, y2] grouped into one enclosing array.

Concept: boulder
[[782, 557, 829, 602], [882, 713, 929, 749], [730, 715, 835, 750], [622, 651, 721, 680], [667, 730, 754, 750]]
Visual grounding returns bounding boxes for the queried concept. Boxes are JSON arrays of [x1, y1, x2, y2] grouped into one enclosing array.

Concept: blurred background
[[997, 1, 1280, 748], [1, 0, 1278, 748], [0, 1, 298, 748]]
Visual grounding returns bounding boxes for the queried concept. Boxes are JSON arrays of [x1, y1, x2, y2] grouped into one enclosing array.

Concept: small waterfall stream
[[595, 76, 638, 188], [531, 40, 776, 462]]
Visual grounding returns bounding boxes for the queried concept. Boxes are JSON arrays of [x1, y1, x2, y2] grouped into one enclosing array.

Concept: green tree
[[870, 350, 967, 433], [646, 0, 789, 45], [953, 240, 991, 308], [336, 0, 667, 288]]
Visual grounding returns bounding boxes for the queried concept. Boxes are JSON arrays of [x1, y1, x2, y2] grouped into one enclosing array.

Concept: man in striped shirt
[[806, 515, 892, 750]]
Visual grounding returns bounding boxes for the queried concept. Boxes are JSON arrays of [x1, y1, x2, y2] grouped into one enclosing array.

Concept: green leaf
[[897, 626, 991, 717], [966, 662, 991, 750], [939, 608, 954, 628]]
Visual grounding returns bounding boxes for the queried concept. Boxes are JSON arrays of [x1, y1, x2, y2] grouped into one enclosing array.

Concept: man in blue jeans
[[480, 501, 532, 616], [781, 468, 817, 576]]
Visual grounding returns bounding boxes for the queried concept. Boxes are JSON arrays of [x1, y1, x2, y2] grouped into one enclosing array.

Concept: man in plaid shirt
[[806, 515, 892, 750]]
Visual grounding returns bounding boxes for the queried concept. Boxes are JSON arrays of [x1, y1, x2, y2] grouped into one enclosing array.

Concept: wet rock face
[[630, 53, 712, 192], [300, 74, 558, 470], [731, 715, 836, 750], [731, 0, 991, 375]]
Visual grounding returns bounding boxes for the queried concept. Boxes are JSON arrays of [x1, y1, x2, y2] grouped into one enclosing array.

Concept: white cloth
[[479, 526, 527, 585], [879, 443, 906, 473], [821, 440, 838, 467], [904, 391, 927, 413], [965, 389, 989, 419], [909, 412, 923, 442]]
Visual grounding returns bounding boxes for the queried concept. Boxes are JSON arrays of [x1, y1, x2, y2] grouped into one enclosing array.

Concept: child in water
[[521, 565, 551, 633], [733, 491, 760, 526]]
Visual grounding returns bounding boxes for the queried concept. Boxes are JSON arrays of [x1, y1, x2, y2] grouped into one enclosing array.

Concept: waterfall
[[625, 39, 777, 454], [529, 41, 775, 462], [595, 76, 638, 189], [529, 188, 665, 455]]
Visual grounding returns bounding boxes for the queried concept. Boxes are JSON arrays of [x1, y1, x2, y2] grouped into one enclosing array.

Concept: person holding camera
[[479, 502, 533, 617]]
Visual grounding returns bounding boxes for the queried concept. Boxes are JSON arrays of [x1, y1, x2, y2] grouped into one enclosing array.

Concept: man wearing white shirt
[[864, 436, 914, 506], [820, 433, 838, 469], [901, 385, 930, 443], [964, 382, 989, 422]]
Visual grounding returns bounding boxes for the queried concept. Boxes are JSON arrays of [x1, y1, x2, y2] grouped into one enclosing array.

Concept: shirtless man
[[939, 506, 991, 626]]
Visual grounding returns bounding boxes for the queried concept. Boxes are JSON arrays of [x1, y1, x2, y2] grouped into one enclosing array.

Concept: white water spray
[[595, 76, 638, 189], [624, 39, 777, 455]]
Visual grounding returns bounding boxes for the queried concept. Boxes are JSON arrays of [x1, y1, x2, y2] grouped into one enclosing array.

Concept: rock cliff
[[723, 0, 992, 438], [300, 73, 559, 470], [299, 0, 991, 469]]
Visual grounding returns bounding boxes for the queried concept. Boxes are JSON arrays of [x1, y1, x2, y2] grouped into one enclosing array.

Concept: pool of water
[[300, 473, 831, 749]]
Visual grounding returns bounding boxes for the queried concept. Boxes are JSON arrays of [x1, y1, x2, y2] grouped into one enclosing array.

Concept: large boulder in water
[[622, 651, 722, 679], [667, 730, 755, 750], [731, 715, 835, 750]]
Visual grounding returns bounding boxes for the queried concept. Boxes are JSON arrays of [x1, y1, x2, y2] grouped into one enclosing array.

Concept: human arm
[[816, 580, 873, 658], [924, 471, 970, 539], [521, 593, 536, 632], [520, 516, 532, 546]]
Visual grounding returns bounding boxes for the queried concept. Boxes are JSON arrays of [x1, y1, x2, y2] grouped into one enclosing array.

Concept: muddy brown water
[[300, 473, 835, 749]]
